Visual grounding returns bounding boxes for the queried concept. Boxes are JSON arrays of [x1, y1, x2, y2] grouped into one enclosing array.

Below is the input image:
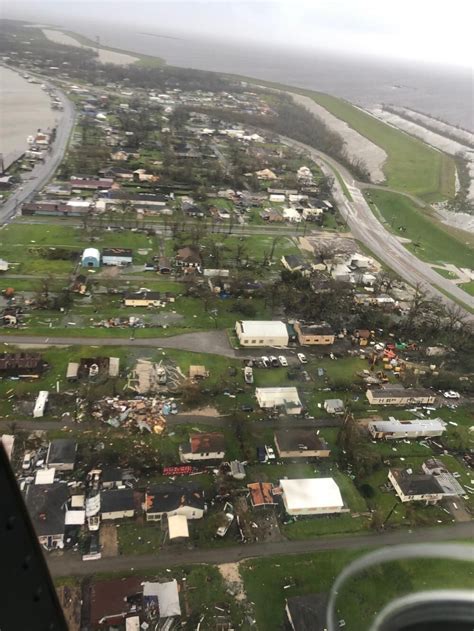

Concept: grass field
[[241, 548, 474, 631], [367, 190, 474, 268], [460, 281, 474, 295]]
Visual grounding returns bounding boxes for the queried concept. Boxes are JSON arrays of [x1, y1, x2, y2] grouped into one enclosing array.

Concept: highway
[[0, 75, 76, 226], [280, 136, 474, 316]]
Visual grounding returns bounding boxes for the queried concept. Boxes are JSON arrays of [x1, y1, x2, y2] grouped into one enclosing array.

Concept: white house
[[282, 207, 302, 222], [235, 320, 289, 347], [256, 387, 303, 415], [179, 433, 225, 463], [145, 486, 205, 522], [280, 478, 344, 516], [368, 417, 447, 440]]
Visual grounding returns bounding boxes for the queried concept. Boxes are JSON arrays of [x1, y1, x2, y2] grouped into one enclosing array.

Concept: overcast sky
[[4, 0, 474, 67]]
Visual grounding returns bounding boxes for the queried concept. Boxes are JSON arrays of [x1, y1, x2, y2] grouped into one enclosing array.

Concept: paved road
[[0, 73, 75, 226], [0, 415, 339, 432], [0, 330, 238, 356], [280, 136, 474, 317], [46, 522, 474, 577]]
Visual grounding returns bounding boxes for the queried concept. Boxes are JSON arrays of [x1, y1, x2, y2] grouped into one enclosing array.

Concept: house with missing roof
[[179, 432, 225, 463], [280, 478, 345, 516], [235, 320, 289, 347], [274, 429, 331, 459], [145, 486, 205, 521], [366, 385, 436, 406], [25, 483, 68, 549], [368, 417, 447, 440]]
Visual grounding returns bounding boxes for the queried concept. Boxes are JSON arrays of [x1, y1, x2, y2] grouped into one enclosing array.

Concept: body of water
[[70, 22, 473, 131], [0, 66, 57, 167]]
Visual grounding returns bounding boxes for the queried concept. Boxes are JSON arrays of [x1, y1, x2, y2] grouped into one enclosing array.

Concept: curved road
[[0, 71, 76, 225], [46, 521, 474, 577], [280, 136, 474, 317]]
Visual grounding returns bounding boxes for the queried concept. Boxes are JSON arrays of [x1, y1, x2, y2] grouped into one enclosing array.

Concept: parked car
[[22, 452, 33, 470], [443, 390, 460, 399], [297, 353, 308, 364], [241, 404, 254, 412], [261, 355, 271, 368], [265, 445, 276, 460], [278, 355, 288, 367], [317, 367, 325, 377], [269, 355, 279, 368], [301, 370, 311, 382]]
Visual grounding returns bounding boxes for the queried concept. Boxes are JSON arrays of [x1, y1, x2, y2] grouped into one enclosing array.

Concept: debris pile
[[91, 397, 178, 433], [126, 359, 184, 393]]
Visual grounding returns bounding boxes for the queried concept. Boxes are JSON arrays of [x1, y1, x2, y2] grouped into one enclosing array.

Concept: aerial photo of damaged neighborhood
[[0, 13, 473, 631]]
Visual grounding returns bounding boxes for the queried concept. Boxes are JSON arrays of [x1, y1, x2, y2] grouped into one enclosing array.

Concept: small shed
[[189, 365, 209, 380], [324, 398, 344, 415], [66, 362, 79, 381], [168, 514, 189, 540], [81, 247, 101, 268], [230, 460, 246, 480]]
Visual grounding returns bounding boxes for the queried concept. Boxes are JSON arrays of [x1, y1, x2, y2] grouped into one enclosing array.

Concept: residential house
[[280, 478, 344, 516], [0, 352, 48, 376], [81, 247, 101, 268], [282, 207, 302, 222], [388, 469, 446, 504], [145, 486, 205, 521], [102, 248, 133, 267], [175, 246, 202, 269], [368, 417, 447, 440], [323, 399, 344, 415], [235, 320, 289, 347], [158, 257, 172, 274], [274, 430, 330, 458], [422, 459, 465, 497], [101, 489, 135, 520], [25, 483, 68, 549], [247, 482, 277, 507], [281, 254, 310, 275], [101, 467, 126, 490], [123, 291, 164, 307], [143, 580, 181, 618], [179, 433, 225, 463], [366, 386, 436, 406], [256, 387, 303, 415], [46, 439, 77, 471], [295, 322, 335, 346], [70, 177, 113, 190]]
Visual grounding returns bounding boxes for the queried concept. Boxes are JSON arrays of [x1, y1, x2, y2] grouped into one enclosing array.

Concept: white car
[[261, 356, 271, 368], [22, 452, 33, 470], [443, 390, 460, 399], [278, 355, 288, 367], [297, 353, 308, 364], [265, 445, 276, 460]]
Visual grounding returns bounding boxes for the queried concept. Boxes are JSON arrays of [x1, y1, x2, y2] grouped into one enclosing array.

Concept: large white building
[[280, 478, 344, 516], [256, 387, 303, 415], [235, 320, 289, 347]]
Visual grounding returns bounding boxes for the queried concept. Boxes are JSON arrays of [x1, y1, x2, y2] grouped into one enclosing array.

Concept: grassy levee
[[367, 189, 474, 268]]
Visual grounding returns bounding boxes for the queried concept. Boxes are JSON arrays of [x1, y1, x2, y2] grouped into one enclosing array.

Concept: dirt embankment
[[289, 92, 387, 184]]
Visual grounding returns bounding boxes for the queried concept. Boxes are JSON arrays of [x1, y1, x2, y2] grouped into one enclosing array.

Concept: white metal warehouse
[[280, 478, 344, 515], [235, 320, 289, 347], [256, 387, 302, 415]]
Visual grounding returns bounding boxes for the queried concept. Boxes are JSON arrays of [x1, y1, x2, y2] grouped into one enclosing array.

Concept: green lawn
[[368, 189, 474, 268], [460, 281, 474, 296], [241, 548, 474, 631]]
